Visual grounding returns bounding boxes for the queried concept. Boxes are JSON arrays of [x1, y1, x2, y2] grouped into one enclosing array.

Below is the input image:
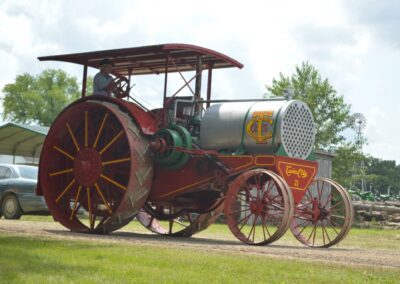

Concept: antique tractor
[[36, 44, 353, 247]]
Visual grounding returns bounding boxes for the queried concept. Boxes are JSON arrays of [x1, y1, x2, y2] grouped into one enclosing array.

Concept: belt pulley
[[153, 124, 193, 170]]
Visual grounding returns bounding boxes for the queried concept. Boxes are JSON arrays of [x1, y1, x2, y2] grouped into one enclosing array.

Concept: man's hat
[[99, 58, 114, 66]]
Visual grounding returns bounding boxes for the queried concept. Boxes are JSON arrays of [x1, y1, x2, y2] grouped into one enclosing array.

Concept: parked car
[[0, 164, 48, 219]]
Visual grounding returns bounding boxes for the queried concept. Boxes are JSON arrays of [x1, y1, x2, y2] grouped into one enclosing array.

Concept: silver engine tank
[[199, 100, 315, 160]]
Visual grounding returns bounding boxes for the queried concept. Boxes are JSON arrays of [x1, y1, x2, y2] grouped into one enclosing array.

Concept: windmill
[[350, 113, 367, 192]]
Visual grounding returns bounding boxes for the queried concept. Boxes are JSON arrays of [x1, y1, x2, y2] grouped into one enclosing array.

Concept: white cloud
[[0, 0, 400, 163]]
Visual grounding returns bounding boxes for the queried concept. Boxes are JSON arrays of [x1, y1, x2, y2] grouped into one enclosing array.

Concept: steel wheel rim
[[40, 100, 152, 233], [137, 201, 224, 237], [290, 177, 353, 248], [224, 169, 293, 245]]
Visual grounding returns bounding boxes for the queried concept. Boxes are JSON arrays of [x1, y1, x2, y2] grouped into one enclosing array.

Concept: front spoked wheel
[[224, 169, 293, 245], [290, 178, 353, 248]]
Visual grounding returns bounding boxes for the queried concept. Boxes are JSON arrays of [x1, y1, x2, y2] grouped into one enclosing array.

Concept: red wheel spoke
[[268, 202, 285, 211], [297, 220, 312, 235], [260, 216, 267, 240], [306, 224, 317, 242], [328, 223, 340, 235], [237, 193, 255, 202], [246, 215, 257, 242], [322, 223, 332, 243], [318, 180, 325, 204], [173, 218, 188, 228], [329, 201, 344, 211], [292, 218, 312, 229], [265, 213, 281, 227], [321, 194, 333, 208], [306, 188, 314, 201], [264, 180, 273, 195], [229, 208, 251, 215], [255, 173, 262, 190], [261, 215, 271, 238], [238, 213, 253, 232]]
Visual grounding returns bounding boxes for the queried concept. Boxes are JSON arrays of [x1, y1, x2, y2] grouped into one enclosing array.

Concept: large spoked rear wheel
[[290, 178, 353, 248], [224, 169, 294, 245], [136, 201, 224, 237], [39, 99, 153, 233]]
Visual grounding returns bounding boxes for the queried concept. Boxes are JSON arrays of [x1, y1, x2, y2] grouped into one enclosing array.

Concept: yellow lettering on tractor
[[285, 166, 308, 179], [246, 111, 274, 143]]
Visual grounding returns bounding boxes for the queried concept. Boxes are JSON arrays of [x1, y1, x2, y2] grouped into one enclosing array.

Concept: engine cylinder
[[199, 100, 315, 159]]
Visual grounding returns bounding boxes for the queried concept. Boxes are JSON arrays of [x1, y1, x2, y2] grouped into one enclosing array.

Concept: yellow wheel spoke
[[85, 111, 88, 147], [70, 185, 82, 220], [94, 183, 112, 214], [66, 123, 80, 151], [99, 130, 124, 155], [100, 174, 127, 191], [56, 179, 76, 203], [49, 168, 73, 177], [93, 113, 108, 148], [53, 146, 75, 160], [102, 157, 131, 166], [87, 187, 93, 229]]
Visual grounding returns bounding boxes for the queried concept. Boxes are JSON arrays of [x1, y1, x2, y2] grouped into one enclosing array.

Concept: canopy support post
[[81, 65, 88, 97], [194, 56, 203, 116], [206, 64, 213, 109]]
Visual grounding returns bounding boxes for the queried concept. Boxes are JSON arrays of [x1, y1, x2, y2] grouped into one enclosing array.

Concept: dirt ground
[[1, 219, 400, 269]]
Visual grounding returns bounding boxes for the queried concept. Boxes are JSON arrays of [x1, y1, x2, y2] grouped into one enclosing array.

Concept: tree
[[365, 157, 400, 196], [2, 69, 80, 126], [332, 142, 366, 189], [266, 62, 351, 150]]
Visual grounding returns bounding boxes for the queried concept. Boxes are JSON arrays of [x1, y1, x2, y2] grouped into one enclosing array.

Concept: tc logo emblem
[[246, 111, 274, 143]]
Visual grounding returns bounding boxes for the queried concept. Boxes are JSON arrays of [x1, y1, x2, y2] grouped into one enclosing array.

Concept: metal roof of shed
[[0, 122, 49, 158]]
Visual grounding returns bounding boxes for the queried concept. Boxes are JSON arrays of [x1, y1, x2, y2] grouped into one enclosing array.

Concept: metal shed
[[0, 122, 49, 164], [314, 149, 336, 179]]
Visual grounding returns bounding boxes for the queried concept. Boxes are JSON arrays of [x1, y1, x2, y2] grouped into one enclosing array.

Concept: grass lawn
[[0, 234, 399, 284], [20, 215, 400, 250]]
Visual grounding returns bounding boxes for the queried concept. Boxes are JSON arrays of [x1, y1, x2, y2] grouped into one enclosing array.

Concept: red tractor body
[[37, 44, 353, 247]]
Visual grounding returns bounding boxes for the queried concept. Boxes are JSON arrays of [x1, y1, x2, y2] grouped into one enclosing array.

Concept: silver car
[[0, 164, 48, 219]]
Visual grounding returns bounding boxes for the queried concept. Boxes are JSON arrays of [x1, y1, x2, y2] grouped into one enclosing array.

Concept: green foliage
[[365, 157, 400, 196], [332, 142, 365, 189], [266, 62, 351, 150], [2, 69, 80, 126]]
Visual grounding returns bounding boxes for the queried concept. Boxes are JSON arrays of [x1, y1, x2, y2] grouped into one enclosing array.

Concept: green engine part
[[154, 124, 193, 170]]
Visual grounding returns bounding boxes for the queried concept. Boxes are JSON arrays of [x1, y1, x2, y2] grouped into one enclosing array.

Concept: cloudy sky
[[1, 0, 399, 163]]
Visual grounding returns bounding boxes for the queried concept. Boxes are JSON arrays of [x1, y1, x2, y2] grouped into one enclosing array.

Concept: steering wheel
[[110, 77, 130, 99]]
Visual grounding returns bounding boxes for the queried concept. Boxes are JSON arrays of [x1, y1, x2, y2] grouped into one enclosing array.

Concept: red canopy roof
[[38, 43, 244, 76]]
